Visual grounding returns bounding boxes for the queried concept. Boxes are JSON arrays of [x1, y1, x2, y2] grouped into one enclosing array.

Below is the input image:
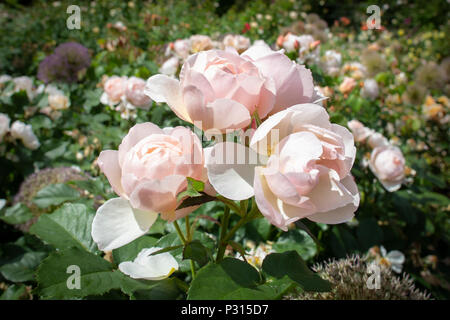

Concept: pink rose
[[367, 132, 389, 149], [101, 76, 128, 105], [145, 49, 276, 132], [347, 120, 373, 142], [10, 120, 40, 150], [277, 33, 300, 52], [125, 77, 152, 109], [206, 104, 359, 230], [159, 57, 180, 76], [173, 39, 191, 59], [189, 35, 214, 53], [241, 44, 314, 115], [222, 34, 251, 53], [0, 113, 11, 142], [369, 145, 405, 192], [361, 78, 379, 100], [339, 77, 356, 94], [92, 122, 208, 251], [145, 47, 314, 132], [48, 92, 69, 111]]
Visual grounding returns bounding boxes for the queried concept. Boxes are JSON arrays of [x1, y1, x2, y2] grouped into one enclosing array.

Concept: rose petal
[[129, 175, 187, 220], [242, 47, 314, 113], [97, 150, 125, 198], [386, 250, 405, 265], [92, 197, 158, 251], [254, 167, 303, 231], [306, 167, 359, 213], [119, 247, 178, 281], [145, 74, 191, 122], [206, 98, 252, 132], [206, 142, 260, 200], [257, 77, 276, 119], [118, 122, 163, 167], [306, 174, 359, 223]]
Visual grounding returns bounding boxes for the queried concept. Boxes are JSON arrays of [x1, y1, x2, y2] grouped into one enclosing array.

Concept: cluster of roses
[[92, 42, 360, 259], [348, 120, 405, 192], [0, 113, 40, 150], [160, 34, 251, 77], [276, 33, 321, 65], [0, 75, 70, 121], [100, 76, 152, 119]]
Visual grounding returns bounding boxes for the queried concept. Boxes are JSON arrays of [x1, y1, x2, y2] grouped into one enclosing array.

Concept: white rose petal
[[119, 247, 179, 280], [91, 197, 158, 251]]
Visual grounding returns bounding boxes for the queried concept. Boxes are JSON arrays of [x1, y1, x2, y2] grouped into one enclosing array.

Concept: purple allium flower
[[37, 42, 91, 84], [37, 53, 67, 84]]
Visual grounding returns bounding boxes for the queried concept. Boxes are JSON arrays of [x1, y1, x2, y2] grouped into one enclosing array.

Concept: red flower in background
[[242, 22, 251, 34], [340, 17, 351, 26]]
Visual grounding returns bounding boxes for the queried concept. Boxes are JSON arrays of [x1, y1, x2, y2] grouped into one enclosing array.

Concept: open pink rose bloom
[[92, 123, 210, 251], [145, 45, 315, 132], [206, 103, 359, 231], [93, 47, 360, 251]]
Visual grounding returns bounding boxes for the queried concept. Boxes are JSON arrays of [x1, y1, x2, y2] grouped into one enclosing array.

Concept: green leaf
[[36, 94, 49, 109], [188, 258, 294, 300], [68, 178, 104, 197], [33, 183, 80, 209], [29, 203, 98, 254], [149, 245, 184, 256], [156, 232, 182, 248], [36, 248, 179, 300], [156, 231, 214, 273], [36, 248, 121, 299], [128, 278, 181, 300], [147, 217, 167, 235], [273, 229, 317, 260], [29, 115, 52, 130], [222, 276, 295, 300], [0, 251, 47, 282], [246, 218, 272, 241], [187, 258, 262, 300], [176, 193, 216, 210], [0, 203, 33, 224], [188, 177, 205, 192], [183, 240, 210, 267], [356, 218, 384, 251], [44, 141, 70, 160], [155, 233, 188, 272], [0, 284, 28, 300], [262, 251, 331, 292], [112, 236, 158, 265], [228, 240, 247, 261], [11, 90, 29, 108], [176, 177, 205, 201], [330, 226, 359, 257], [83, 88, 102, 112]]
